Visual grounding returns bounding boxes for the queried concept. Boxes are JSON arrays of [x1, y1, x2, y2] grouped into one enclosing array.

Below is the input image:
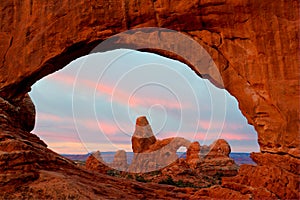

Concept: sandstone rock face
[[130, 137, 191, 173], [206, 139, 231, 158], [190, 185, 252, 200], [130, 117, 192, 172], [0, 94, 36, 132], [132, 116, 157, 153], [87, 117, 238, 190], [186, 141, 200, 168], [111, 150, 128, 171], [199, 156, 238, 177], [222, 164, 299, 199], [2, 161, 195, 199], [0, 0, 299, 199], [146, 138, 239, 187], [186, 139, 238, 177], [86, 151, 112, 174]]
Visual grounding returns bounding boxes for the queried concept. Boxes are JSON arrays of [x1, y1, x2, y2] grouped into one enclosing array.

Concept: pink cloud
[[36, 113, 76, 127], [81, 79, 132, 107], [198, 120, 226, 130], [157, 131, 197, 140], [36, 131, 81, 143], [83, 119, 121, 135], [161, 130, 253, 141], [129, 96, 185, 110], [198, 120, 212, 130], [224, 123, 244, 131], [98, 122, 120, 135], [36, 112, 68, 122], [198, 120, 244, 131], [80, 78, 191, 110], [81, 79, 117, 98], [194, 132, 252, 141], [47, 73, 191, 111], [47, 142, 87, 154], [47, 73, 76, 86], [220, 132, 252, 140]]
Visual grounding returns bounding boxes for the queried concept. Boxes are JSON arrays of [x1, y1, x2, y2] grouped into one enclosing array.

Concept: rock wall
[[0, 0, 299, 199]]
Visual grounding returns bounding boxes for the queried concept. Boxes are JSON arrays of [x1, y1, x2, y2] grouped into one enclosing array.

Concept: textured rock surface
[[111, 150, 128, 171], [190, 186, 252, 199], [1, 166, 197, 199], [0, 0, 299, 199], [130, 116, 192, 172], [198, 139, 238, 177], [206, 139, 231, 158], [186, 141, 201, 168], [85, 151, 112, 174], [138, 137, 239, 187], [130, 137, 191, 173], [132, 116, 157, 153], [87, 117, 238, 189], [222, 164, 299, 199]]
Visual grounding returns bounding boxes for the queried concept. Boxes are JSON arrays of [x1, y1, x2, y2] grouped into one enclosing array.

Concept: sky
[[29, 49, 259, 154]]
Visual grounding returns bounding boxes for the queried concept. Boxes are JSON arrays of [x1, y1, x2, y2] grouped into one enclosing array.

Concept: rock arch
[[0, 0, 299, 198]]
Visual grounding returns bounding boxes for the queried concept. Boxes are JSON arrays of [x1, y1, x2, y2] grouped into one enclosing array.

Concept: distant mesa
[[86, 116, 238, 187]]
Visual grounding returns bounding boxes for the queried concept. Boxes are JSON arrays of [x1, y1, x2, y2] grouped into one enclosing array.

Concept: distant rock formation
[[186, 141, 201, 168], [86, 151, 112, 174], [131, 116, 157, 153], [129, 136, 191, 173], [86, 116, 239, 187], [129, 116, 192, 172], [207, 139, 231, 157], [200, 140, 238, 177], [110, 150, 128, 171]]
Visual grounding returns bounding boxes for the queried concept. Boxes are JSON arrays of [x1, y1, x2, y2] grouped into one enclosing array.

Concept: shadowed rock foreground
[[0, 0, 299, 199]]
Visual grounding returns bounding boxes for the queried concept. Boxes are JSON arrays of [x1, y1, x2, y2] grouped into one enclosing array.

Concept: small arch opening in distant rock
[[177, 146, 187, 159]]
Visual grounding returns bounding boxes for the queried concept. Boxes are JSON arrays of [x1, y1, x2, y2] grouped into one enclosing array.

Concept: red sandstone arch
[[0, 0, 299, 199]]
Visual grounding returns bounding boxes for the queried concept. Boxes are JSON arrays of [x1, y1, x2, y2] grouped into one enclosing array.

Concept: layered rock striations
[[0, 0, 299, 199]]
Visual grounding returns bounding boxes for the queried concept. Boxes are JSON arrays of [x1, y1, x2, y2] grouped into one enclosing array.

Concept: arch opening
[[29, 49, 259, 164]]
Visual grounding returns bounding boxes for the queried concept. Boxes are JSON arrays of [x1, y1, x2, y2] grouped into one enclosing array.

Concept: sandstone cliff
[[0, 0, 299, 199]]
